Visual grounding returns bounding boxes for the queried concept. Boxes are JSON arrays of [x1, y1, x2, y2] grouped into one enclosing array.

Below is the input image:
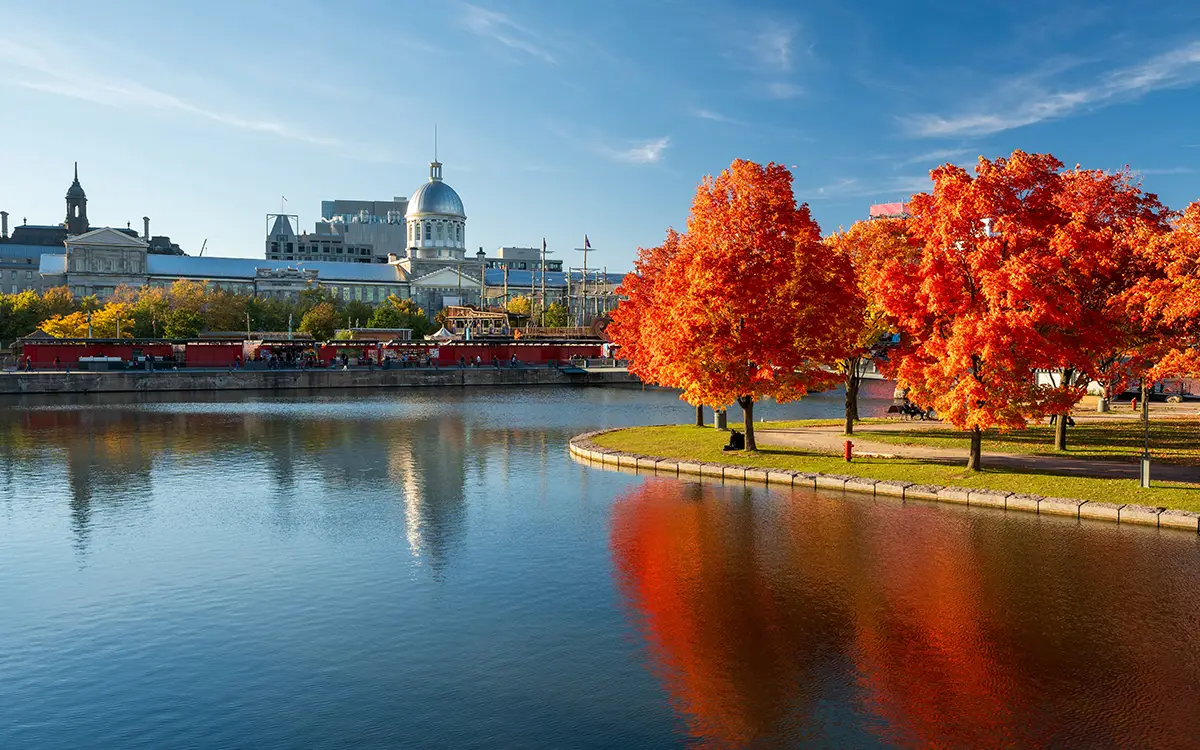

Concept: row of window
[[408, 220, 463, 244], [482, 260, 564, 271], [7, 270, 34, 279]]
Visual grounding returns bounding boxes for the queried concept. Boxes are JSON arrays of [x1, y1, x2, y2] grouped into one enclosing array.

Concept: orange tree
[[649, 159, 855, 450], [878, 152, 1064, 470], [825, 218, 918, 434], [1138, 202, 1200, 382], [1028, 166, 1171, 449], [609, 230, 690, 418]]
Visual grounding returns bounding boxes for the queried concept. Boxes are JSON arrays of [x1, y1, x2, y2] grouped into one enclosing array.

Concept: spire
[[429, 125, 443, 181], [74, 161, 79, 182]]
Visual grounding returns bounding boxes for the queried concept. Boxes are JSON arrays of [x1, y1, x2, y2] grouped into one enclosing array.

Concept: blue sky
[[2, 0, 1200, 270]]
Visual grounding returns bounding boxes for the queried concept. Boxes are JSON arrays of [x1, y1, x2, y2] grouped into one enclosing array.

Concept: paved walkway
[[755, 422, 1200, 484]]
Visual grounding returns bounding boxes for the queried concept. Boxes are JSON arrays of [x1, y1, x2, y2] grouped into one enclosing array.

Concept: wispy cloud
[[602, 137, 671, 165], [799, 174, 932, 200], [0, 40, 342, 148], [1136, 166, 1196, 175], [898, 148, 975, 166], [903, 40, 1200, 137], [762, 81, 803, 100], [688, 107, 745, 125], [754, 25, 797, 72], [460, 4, 556, 65]]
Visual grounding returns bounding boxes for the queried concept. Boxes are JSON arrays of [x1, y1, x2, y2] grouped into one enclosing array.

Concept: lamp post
[[1140, 377, 1151, 488]]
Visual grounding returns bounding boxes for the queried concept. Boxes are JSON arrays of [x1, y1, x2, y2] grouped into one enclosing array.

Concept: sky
[[2, 0, 1200, 270]]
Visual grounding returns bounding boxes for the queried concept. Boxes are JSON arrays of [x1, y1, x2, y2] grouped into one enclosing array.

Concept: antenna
[[199, 239, 208, 256], [434, 124, 438, 162]]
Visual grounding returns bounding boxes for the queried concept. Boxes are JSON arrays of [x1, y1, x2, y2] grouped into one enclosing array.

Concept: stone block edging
[[568, 429, 1200, 534]]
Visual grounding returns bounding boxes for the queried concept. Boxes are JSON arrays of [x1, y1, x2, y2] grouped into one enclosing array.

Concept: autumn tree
[[507, 295, 532, 316], [40, 312, 90, 338], [544, 302, 569, 328], [878, 151, 1133, 469], [1135, 202, 1200, 383], [619, 160, 856, 450], [40, 286, 76, 317], [611, 231, 688, 420], [164, 309, 203, 339], [825, 218, 917, 434], [1027, 166, 1171, 450], [299, 302, 338, 341]]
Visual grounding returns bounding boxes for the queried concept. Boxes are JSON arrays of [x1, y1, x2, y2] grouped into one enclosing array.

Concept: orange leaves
[[610, 160, 857, 410], [877, 150, 1171, 432]]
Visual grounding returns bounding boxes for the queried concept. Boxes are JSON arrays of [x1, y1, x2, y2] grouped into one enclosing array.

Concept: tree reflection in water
[[610, 478, 1200, 748]]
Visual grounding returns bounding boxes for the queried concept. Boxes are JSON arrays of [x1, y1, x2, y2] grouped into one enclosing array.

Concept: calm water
[[2, 384, 1199, 749]]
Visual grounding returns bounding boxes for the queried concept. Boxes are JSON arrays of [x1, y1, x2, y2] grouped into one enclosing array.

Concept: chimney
[[143, 216, 150, 240], [387, 252, 398, 263], [1, 211, 8, 239]]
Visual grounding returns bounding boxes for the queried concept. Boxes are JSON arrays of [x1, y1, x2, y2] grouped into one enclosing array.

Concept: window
[[9, 284, 15, 294], [424, 224, 431, 240], [437, 224, 443, 240], [26, 270, 32, 279], [277, 234, 287, 241], [456, 225, 462, 242]]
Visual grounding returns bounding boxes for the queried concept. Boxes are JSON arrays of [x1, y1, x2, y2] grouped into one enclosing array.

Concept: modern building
[[265, 214, 377, 264], [869, 201, 910, 219]]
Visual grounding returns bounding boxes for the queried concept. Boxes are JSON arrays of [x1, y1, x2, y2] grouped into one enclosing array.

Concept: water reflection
[[611, 478, 1200, 748]]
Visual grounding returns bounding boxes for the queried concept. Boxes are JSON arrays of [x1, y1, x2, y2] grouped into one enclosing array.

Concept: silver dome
[[406, 162, 465, 218]]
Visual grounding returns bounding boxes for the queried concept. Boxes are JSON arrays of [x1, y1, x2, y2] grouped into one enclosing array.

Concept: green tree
[[164, 308, 203, 339], [341, 300, 374, 329], [368, 304, 404, 329], [543, 302, 569, 328], [299, 302, 338, 341]]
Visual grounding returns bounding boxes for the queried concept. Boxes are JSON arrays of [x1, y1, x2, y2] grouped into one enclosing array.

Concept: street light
[[1140, 376, 1151, 488]]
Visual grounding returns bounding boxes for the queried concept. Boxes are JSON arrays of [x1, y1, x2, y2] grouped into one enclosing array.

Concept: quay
[[0, 365, 639, 396]]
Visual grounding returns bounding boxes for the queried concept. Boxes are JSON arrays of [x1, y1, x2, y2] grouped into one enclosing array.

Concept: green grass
[[753, 417, 892, 430], [591, 425, 1200, 512], [847, 419, 1200, 465]]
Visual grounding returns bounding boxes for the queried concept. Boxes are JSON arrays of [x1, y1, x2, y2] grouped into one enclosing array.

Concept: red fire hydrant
[[844, 440, 854, 462]]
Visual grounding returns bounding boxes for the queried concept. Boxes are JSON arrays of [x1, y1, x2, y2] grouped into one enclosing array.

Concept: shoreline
[[0, 367, 640, 396], [569, 428, 1200, 533]]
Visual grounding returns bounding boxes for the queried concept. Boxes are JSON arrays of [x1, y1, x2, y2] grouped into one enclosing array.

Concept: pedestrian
[[25, 356, 31, 371], [510, 353, 517, 368], [475, 355, 481, 368], [54, 356, 60, 370], [1132, 397, 1138, 411]]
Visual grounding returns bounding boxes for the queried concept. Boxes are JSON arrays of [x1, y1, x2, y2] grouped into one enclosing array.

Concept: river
[[2, 384, 1198, 748]]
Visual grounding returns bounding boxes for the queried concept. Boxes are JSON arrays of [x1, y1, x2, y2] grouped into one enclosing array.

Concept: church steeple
[[65, 162, 89, 235]]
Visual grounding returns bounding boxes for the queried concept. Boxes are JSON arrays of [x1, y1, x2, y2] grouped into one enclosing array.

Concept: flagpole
[[540, 239, 547, 326]]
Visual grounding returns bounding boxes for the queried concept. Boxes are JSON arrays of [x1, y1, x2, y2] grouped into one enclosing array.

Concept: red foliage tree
[[825, 218, 919, 434], [611, 160, 857, 450], [878, 152, 1057, 469]]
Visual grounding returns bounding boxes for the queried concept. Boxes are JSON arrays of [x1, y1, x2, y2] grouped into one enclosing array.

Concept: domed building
[[406, 160, 466, 260]]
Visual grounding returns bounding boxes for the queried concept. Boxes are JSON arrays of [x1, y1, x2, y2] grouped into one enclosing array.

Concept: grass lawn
[[846, 419, 1200, 465], [590, 425, 1200, 512]]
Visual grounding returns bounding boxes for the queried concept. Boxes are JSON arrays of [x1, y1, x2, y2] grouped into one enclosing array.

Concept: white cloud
[[688, 107, 744, 125], [763, 81, 803, 100], [1136, 166, 1196, 175], [903, 40, 1200, 138], [0, 40, 341, 148], [460, 3, 556, 65], [754, 26, 796, 72], [604, 137, 670, 165], [799, 174, 932, 200], [898, 148, 975, 166]]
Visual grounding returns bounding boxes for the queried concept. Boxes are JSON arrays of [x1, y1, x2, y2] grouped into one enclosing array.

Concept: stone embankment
[[0, 367, 640, 395], [569, 429, 1200, 533]]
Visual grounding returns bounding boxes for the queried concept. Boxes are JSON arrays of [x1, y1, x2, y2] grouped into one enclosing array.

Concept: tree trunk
[[966, 426, 982, 471], [1054, 412, 1068, 451], [739, 396, 756, 451], [695, 404, 704, 427], [844, 371, 860, 435]]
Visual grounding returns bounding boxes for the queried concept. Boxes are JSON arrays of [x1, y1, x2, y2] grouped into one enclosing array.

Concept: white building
[[405, 160, 467, 260]]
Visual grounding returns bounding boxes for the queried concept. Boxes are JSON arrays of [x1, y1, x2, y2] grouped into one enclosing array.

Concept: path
[[755, 423, 1200, 484]]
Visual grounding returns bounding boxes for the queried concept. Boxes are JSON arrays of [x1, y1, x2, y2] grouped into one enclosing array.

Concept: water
[[1, 384, 1198, 749]]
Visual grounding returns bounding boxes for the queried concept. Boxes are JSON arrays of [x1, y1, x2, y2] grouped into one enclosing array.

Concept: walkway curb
[[568, 429, 1200, 534]]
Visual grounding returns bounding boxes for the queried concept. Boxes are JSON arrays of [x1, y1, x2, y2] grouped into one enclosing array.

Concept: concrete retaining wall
[[0, 367, 640, 396], [568, 430, 1200, 534]]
